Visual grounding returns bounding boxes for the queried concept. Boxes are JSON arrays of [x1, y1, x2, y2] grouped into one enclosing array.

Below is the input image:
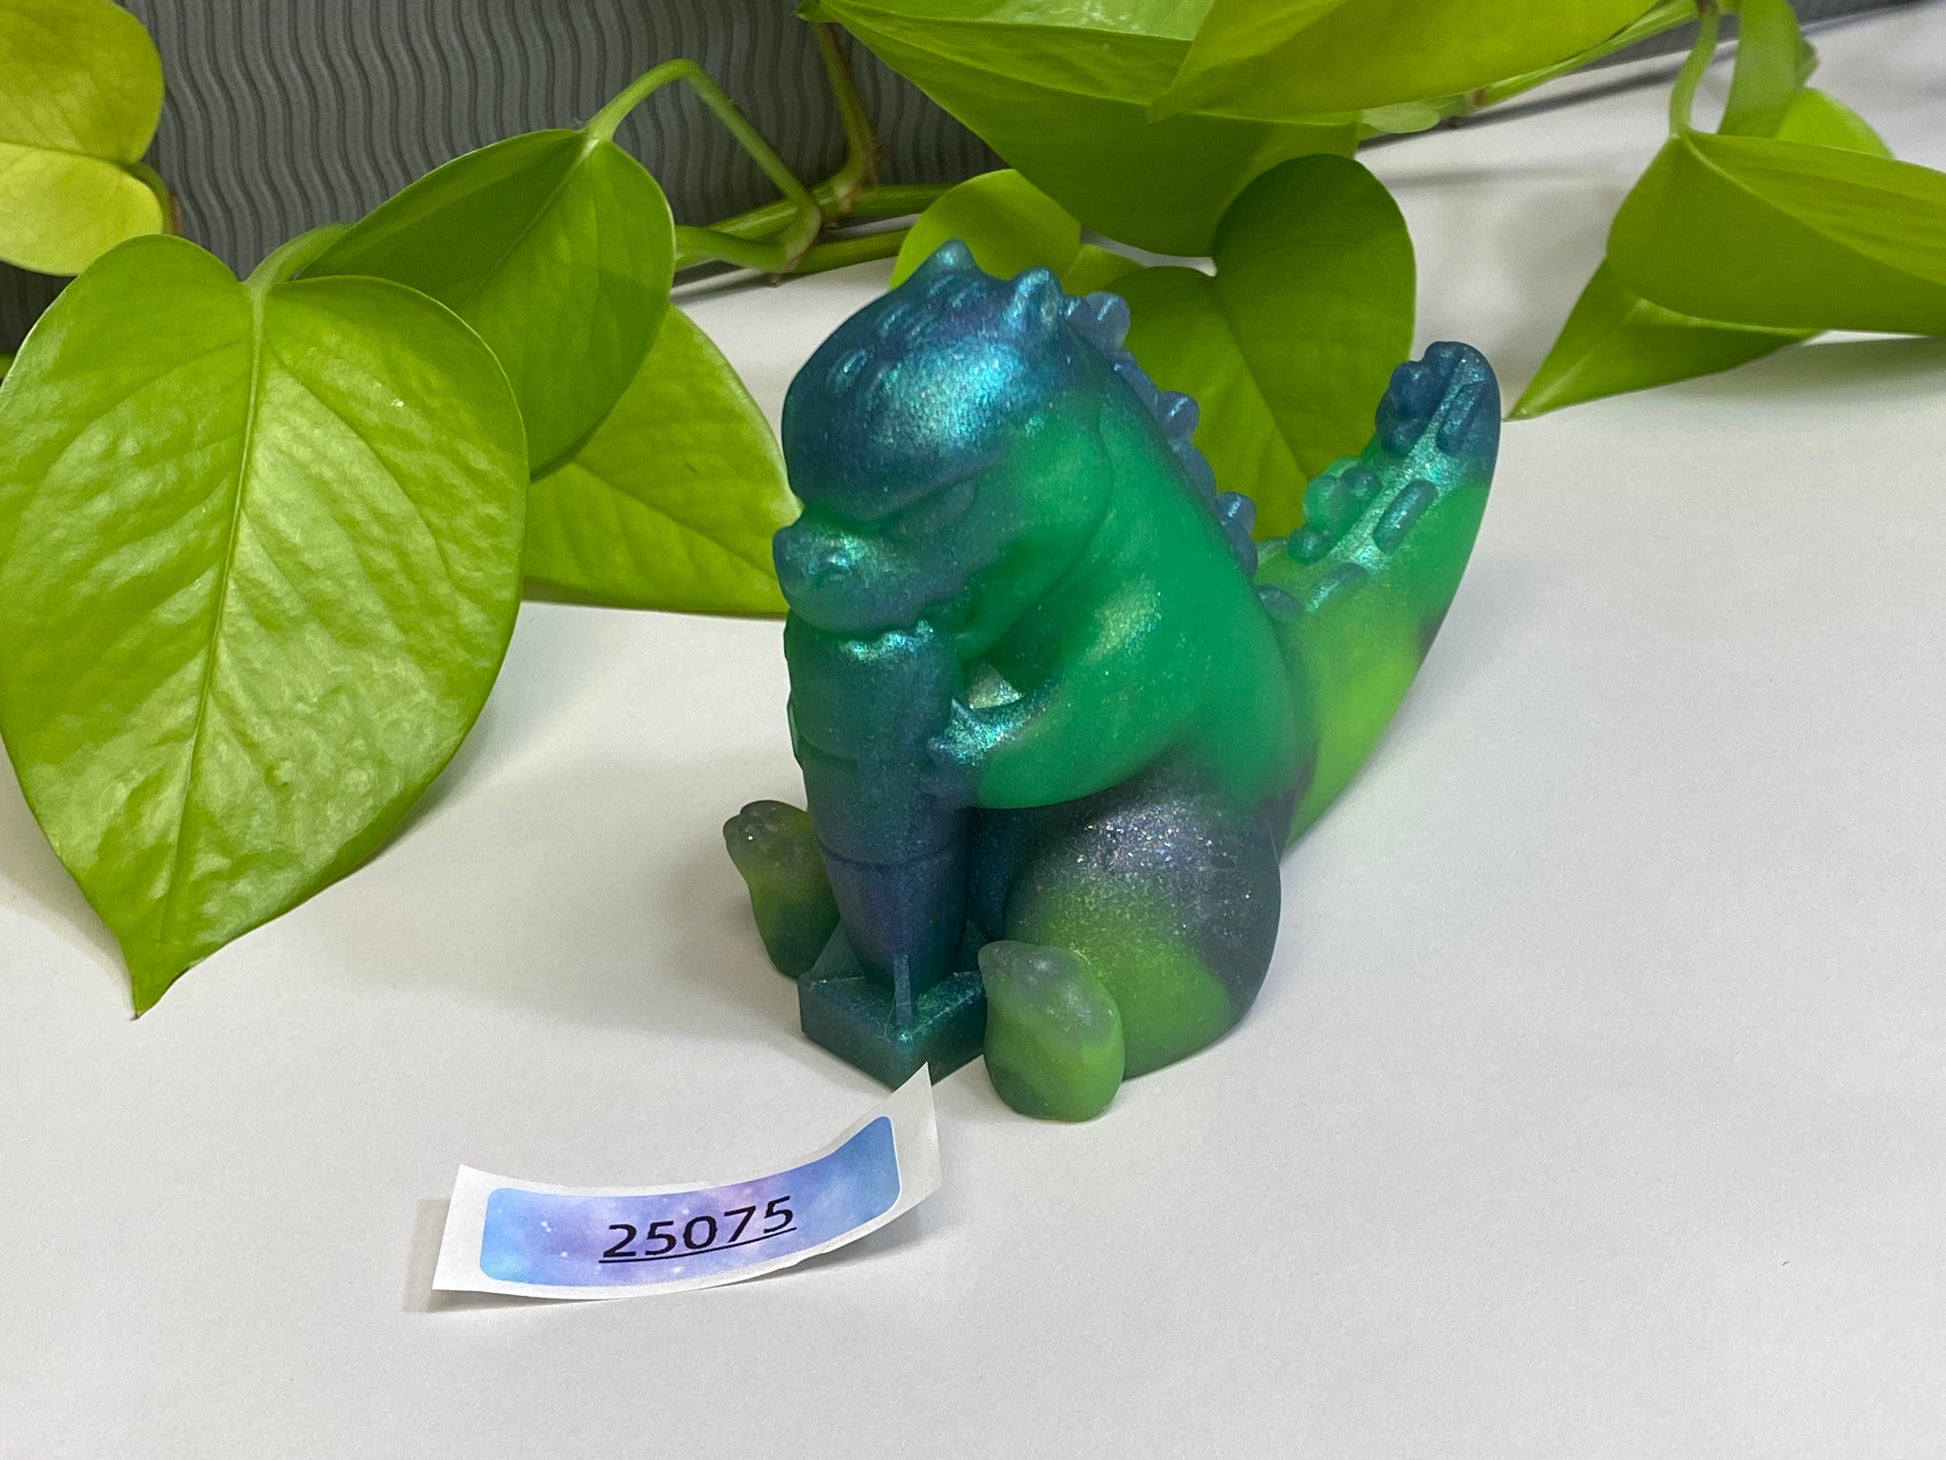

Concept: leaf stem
[[815, 24, 877, 218], [1670, 1, 1723, 132], [673, 183, 949, 270], [586, 60, 823, 271], [668, 224, 786, 273], [602, 38, 937, 279], [791, 228, 911, 276], [249, 222, 351, 293]]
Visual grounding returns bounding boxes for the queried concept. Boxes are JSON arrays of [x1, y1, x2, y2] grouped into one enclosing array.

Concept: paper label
[[433, 1071, 940, 1300]]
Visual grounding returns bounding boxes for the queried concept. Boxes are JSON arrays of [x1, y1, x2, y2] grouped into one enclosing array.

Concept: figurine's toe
[[723, 801, 839, 979], [979, 940, 1125, 1121]]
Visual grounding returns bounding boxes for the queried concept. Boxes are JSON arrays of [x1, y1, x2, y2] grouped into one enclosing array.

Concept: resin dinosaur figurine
[[727, 240, 1499, 1119]]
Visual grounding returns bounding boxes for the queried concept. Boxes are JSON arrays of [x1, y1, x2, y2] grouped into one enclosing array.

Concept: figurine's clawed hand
[[924, 699, 989, 799]]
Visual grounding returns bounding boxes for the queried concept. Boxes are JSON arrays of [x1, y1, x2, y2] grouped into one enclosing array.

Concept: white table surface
[[6, 12, 1946, 1457]]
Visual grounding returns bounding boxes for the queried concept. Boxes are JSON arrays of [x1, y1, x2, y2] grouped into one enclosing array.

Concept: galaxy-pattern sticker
[[477, 1116, 900, 1287]]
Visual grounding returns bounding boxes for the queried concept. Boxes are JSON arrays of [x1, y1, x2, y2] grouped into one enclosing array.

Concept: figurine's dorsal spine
[[1056, 288, 1258, 575]]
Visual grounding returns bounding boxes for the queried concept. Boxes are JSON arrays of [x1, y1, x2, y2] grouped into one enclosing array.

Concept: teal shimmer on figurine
[[726, 240, 1499, 1120]]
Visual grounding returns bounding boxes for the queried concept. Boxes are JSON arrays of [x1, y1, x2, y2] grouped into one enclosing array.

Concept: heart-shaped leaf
[[805, 0, 1353, 255], [1118, 154, 1414, 536], [0, 0, 167, 274], [889, 170, 1136, 294], [891, 170, 1080, 287], [525, 308, 795, 613], [305, 128, 675, 471], [0, 234, 527, 1008], [1156, 0, 1653, 121], [1608, 131, 1946, 335], [1515, 83, 1889, 418]]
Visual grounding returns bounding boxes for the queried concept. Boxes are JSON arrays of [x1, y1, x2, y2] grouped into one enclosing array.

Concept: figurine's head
[[775, 242, 1120, 645]]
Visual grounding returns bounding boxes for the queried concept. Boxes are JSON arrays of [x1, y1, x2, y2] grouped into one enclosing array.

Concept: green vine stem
[[816, 23, 878, 218], [588, 59, 826, 272], [620, 29, 949, 277], [1669, 0, 1723, 131], [793, 227, 911, 275], [673, 183, 948, 271]]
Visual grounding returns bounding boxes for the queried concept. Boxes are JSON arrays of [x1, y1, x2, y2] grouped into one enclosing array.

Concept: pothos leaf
[[1118, 154, 1414, 537], [1509, 263, 1809, 419], [1517, 78, 1895, 418], [1608, 131, 1946, 335], [0, 233, 528, 1008], [0, 0, 167, 275], [891, 170, 1080, 287], [1155, 0, 1654, 121], [1719, 0, 1817, 138], [306, 128, 675, 471], [1772, 86, 1889, 154], [890, 170, 1136, 295], [1603, 0, 1942, 338], [525, 309, 795, 614], [803, 0, 1353, 256], [1167, 0, 1353, 97], [1063, 244, 1141, 296]]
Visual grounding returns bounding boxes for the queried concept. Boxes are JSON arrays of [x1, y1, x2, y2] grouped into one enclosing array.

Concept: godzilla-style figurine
[[726, 240, 1499, 1120]]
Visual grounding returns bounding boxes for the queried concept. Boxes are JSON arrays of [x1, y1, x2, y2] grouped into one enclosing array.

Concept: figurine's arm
[[935, 580, 1203, 809]]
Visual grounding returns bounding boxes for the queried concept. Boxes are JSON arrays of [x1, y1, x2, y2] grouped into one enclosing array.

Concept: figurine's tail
[[1255, 342, 1499, 844]]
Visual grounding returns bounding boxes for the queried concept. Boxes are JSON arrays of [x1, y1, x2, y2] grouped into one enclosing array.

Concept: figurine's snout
[[773, 515, 965, 635], [773, 519, 907, 633], [773, 520, 857, 600]]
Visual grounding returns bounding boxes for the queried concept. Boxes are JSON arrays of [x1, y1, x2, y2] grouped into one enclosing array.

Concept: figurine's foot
[[722, 801, 839, 978], [799, 925, 987, 1086], [992, 770, 1279, 1081], [979, 940, 1125, 1121], [1255, 343, 1500, 840]]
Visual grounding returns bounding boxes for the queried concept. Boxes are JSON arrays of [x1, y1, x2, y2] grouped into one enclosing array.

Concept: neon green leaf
[[1119, 154, 1414, 536], [0, 0, 166, 274], [525, 310, 794, 614], [804, 0, 1352, 255], [1156, 0, 1653, 121], [306, 130, 675, 470], [0, 234, 527, 1007]]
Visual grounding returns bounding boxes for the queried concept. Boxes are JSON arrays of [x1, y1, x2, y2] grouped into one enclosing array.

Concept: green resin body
[[726, 241, 1498, 1118]]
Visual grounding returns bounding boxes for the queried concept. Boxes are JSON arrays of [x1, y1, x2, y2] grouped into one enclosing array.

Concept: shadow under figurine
[[725, 239, 1500, 1120]]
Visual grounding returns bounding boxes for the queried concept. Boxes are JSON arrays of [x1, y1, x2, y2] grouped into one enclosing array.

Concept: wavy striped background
[[0, 0, 1914, 350], [0, 0, 997, 347]]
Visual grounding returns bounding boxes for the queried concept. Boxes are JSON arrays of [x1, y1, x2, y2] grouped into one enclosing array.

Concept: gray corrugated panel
[[123, 0, 987, 265], [1, 270, 65, 352], [0, 0, 998, 348], [0, 0, 1916, 349]]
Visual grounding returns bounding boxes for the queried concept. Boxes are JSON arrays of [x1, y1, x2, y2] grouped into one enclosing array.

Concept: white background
[[5, 12, 1946, 1456]]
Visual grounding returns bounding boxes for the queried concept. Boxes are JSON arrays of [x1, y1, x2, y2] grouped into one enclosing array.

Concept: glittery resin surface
[[725, 241, 1500, 1119]]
